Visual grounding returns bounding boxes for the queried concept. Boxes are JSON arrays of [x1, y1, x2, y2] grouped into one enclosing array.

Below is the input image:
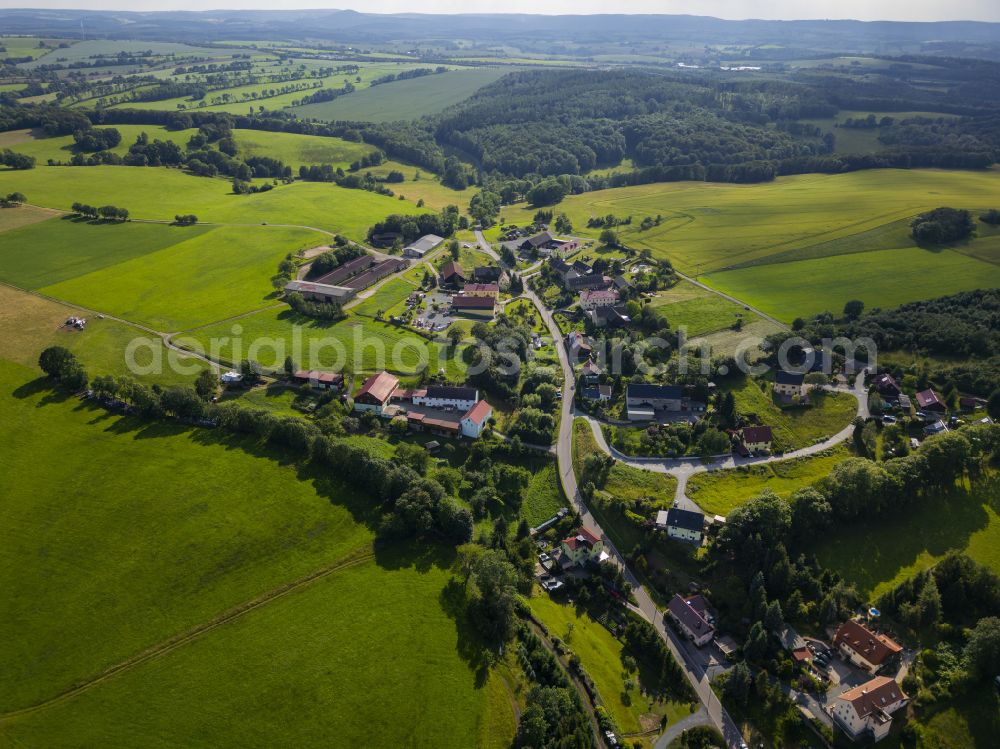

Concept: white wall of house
[[668, 526, 703, 544], [413, 395, 478, 411]]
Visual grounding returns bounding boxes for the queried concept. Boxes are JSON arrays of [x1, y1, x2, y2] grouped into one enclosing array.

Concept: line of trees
[[1, 148, 35, 170], [71, 202, 129, 221]]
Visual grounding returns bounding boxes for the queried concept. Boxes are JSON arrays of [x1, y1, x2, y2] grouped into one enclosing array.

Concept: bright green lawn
[[726, 377, 857, 451], [363, 159, 472, 210], [521, 461, 565, 527], [702, 245, 1000, 323], [815, 474, 1000, 599], [234, 129, 376, 169], [573, 418, 677, 504], [2, 554, 513, 749], [685, 445, 849, 516], [530, 594, 688, 736], [649, 280, 750, 336], [0, 284, 205, 385], [0, 358, 513, 745], [501, 169, 1000, 275], [0, 125, 196, 163], [0, 358, 374, 711], [0, 165, 426, 238], [291, 68, 512, 122], [40, 225, 317, 330], [0, 216, 210, 289]]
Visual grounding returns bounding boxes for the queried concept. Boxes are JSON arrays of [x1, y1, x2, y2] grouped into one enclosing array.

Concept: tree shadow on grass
[[438, 576, 493, 688], [816, 483, 993, 596]]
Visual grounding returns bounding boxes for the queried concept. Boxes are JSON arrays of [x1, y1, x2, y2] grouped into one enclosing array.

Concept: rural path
[[478, 230, 746, 748], [653, 706, 712, 749], [0, 548, 375, 724]]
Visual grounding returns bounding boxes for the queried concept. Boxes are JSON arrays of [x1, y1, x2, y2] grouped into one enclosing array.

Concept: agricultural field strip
[[0, 547, 375, 722]]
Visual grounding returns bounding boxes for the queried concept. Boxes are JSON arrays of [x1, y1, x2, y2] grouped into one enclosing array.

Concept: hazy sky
[[0, 1, 998, 23]]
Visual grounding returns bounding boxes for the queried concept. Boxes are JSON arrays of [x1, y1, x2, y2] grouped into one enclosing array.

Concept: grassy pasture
[[20, 39, 234, 68], [687, 319, 783, 359], [0, 216, 210, 290], [801, 110, 960, 155], [814, 473, 1000, 598], [0, 284, 205, 384], [0, 165, 419, 238], [650, 279, 753, 336], [521, 461, 565, 527], [363, 160, 472, 210], [685, 445, 849, 516], [702, 245, 1000, 323], [0, 124, 195, 163], [572, 418, 677, 504], [724, 377, 857, 451], [39, 225, 317, 331], [501, 169, 1000, 275], [291, 67, 512, 122], [233, 129, 375, 169], [183, 306, 472, 380], [530, 594, 689, 736], [0, 360, 512, 746]]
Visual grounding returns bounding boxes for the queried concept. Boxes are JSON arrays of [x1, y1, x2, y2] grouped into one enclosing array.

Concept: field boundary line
[[0, 545, 375, 723]]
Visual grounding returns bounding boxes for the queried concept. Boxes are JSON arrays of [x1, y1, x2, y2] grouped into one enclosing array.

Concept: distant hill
[[1, 9, 1000, 57]]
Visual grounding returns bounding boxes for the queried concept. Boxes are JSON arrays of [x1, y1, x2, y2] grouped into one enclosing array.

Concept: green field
[[815, 475, 1000, 599], [530, 594, 688, 736], [501, 168, 1000, 276], [0, 357, 513, 745], [183, 306, 471, 380], [234, 129, 375, 169], [0, 124, 196, 163], [0, 216, 210, 289], [685, 445, 849, 516], [703, 245, 1000, 323], [20, 39, 234, 68], [291, 68, 512, 122], [650, 280, 754, 336], [724, 377, 858, 451], [521, 461, 565, 527], [801, 110, 960, 155], [572, 418, 677, 504], [0, 284, 205, 385], [0, 165, 420, 238]]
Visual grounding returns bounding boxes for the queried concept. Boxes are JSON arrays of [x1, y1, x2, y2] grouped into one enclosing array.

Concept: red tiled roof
[[834, 620, 903, 666], [577, 527, 601, 546], [741, 425, 773, 444], [440, 260, 465, 280], [463, 283, 499, 293], [916, 388, 943, 409], [462, 400, 492, 426], [839, 676, 907, 719], [452, 295, 495, 309], [357, 371, 399, 404]]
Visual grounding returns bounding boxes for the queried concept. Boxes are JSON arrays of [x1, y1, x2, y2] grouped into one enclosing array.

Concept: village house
[[473, 265, 509, 289], [579, 288, 620, 310], [613, 275, 632, 293], [451, 294, 496, 319], [292, 370, 344, 390], [580, 358, 602, 384], [831, 676, 908, 743], [411, 385, 479, 411], [916, 388, 947, 414], [462, 283, 500, 298], [833, 619, 903, 674], [872, 373, 902, 398], [667, 594, 715, 647], [589, 305, 631, 329], [566, 273, 613, 292], [559, 527, 607, 567], [440, 260, 466, 288], [459, 400, 493, 438], [402, 234, 443, 258], [657, 507, 705, 544], [582, 384, 612, 402], [567, 331, 595, 363], [737, 425, 773, 455], [626, 383, 683, 420], [773, 370, 806, 398], [522, 231, 578, 257], [353, 371, 400, 415]]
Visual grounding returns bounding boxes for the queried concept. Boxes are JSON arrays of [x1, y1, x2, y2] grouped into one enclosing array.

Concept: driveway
[[653, 707, 711, 749]]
